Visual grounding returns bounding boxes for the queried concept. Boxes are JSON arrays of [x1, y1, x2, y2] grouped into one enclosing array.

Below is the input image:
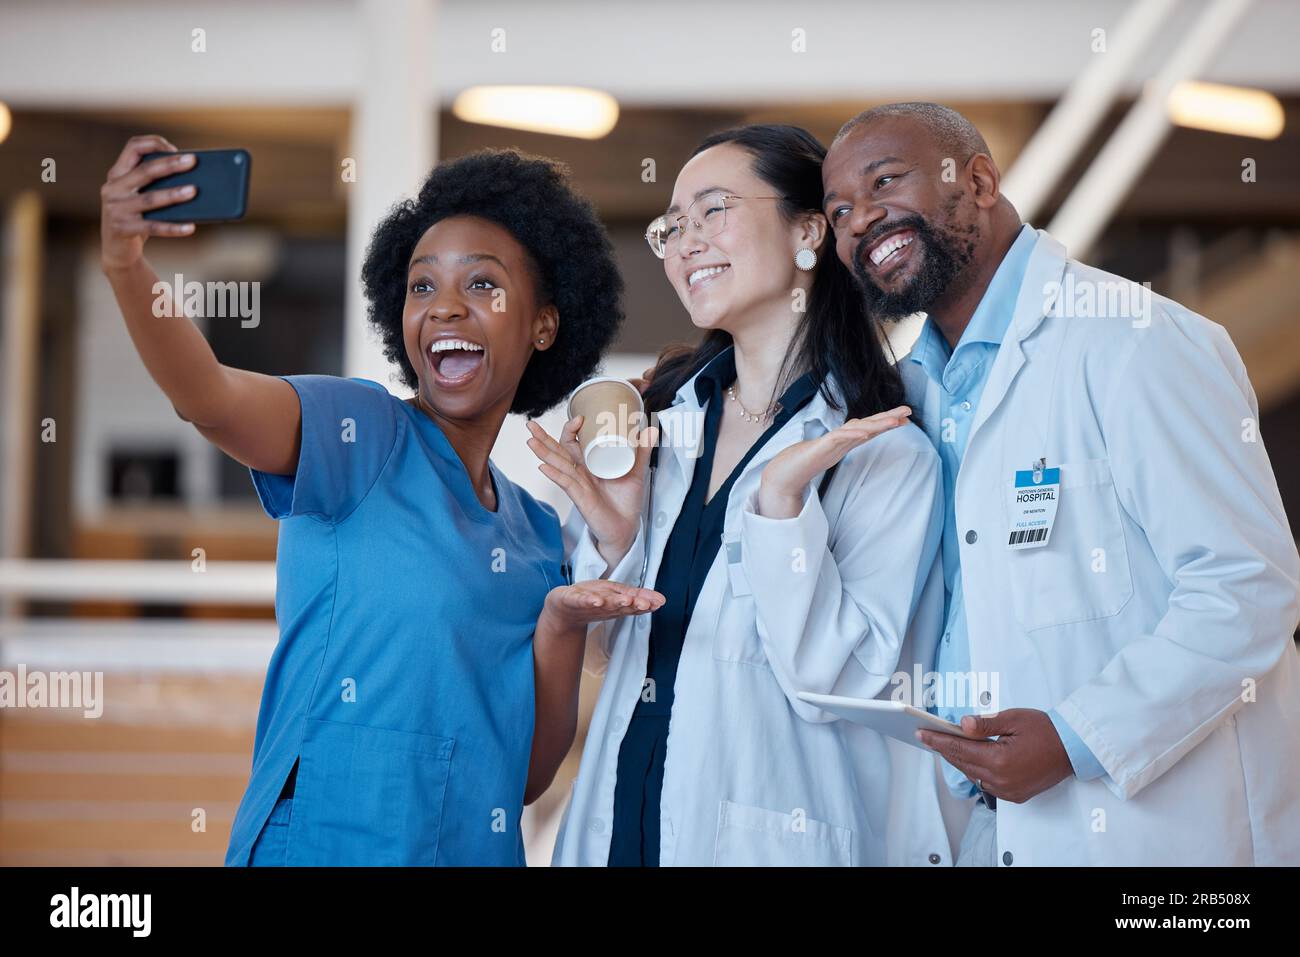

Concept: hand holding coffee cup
[[525, 375, 658, 570], [567, 376, 645, 479]]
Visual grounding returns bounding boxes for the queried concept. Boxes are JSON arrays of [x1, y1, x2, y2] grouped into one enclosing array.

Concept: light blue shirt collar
[[910, 222, 1038, 377]]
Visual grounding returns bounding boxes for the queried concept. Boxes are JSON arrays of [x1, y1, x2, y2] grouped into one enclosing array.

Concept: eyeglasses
[[644, 192, 786, 259]]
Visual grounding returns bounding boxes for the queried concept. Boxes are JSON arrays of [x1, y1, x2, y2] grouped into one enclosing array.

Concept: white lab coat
[[898, 228, 1300, 865], [550, 362, 961, 866]]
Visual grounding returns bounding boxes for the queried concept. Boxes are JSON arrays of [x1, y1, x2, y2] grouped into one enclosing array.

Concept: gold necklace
[[726, 383, 779, 424]]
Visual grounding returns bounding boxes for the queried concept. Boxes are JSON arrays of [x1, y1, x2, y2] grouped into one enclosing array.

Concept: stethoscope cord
[[638, 456, 656, 590]]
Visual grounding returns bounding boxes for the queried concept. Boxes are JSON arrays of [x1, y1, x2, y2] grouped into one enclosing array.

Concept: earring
[[795, 247, 817, 271], [537, 337, 546, 344]]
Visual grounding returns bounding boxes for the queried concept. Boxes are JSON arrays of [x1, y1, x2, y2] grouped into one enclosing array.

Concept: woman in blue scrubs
[[99, 135, 663, 865]]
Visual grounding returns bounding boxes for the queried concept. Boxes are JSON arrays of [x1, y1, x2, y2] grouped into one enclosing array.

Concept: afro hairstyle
[[360, 148, 624, 417]]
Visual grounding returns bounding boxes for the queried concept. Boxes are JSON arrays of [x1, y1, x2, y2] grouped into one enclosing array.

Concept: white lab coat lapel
[[652, 399, 705, 487], [965, 229, 1068, 445]]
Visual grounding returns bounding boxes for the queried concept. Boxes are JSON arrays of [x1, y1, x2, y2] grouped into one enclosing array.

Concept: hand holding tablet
[[796, 692, 993, 750]]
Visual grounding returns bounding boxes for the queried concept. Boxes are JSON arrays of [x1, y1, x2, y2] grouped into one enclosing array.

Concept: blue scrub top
[[224, 375, 564, 866]]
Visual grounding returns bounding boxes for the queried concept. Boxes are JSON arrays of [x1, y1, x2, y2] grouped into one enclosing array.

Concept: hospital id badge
[[1007, 462, 1060, 550]]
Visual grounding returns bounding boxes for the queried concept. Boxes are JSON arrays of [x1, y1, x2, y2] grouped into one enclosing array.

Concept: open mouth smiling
[[686, 263, 730, 293], [428, 337, 485, 387], [864, 229, 916, 273]]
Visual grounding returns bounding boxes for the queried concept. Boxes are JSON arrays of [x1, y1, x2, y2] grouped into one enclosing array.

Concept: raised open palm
[[757, 406, 912, 518]]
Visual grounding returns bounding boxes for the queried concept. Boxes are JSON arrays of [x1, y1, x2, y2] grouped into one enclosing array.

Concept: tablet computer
[[796, 692, 992, 750]]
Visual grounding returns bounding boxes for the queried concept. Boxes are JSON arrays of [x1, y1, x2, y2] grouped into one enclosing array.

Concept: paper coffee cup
[[567, 376, 644, 480]]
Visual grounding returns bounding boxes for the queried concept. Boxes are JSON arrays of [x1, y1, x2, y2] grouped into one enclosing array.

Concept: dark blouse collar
[[694, 345, 819, 418]]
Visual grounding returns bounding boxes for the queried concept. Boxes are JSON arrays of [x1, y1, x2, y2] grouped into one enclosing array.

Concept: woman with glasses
[[528, 125, 952, 866]]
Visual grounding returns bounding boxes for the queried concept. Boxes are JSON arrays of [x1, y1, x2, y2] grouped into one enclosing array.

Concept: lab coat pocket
[[713, 799, 853, 866], [710, 593, 771, 668], [696, 553, 764, 665], [286, 718, 454, 866], [1008, 458, 1133, 632], [711, 534, 771, 667]]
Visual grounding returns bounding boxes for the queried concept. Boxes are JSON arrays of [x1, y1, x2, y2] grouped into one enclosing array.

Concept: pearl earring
[[795, 247, 817, 271]]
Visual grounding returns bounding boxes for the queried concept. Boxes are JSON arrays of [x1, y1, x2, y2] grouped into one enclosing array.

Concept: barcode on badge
[[1008, 527, 1049, 546]]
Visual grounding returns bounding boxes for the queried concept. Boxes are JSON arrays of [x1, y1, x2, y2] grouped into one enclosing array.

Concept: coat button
[[928, 853, 941, 865], [654, 511, 668, 529], [965, 529, 978, 544], [1002, 850, 1014, 865]]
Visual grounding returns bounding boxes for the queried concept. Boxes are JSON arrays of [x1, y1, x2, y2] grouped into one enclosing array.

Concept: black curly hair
[[360, 148, 624, 418]]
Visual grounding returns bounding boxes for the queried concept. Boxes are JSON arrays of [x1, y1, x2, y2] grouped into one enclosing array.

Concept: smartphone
[[141, 148, 251, 222]]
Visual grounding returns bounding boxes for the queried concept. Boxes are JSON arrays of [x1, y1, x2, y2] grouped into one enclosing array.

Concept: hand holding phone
[[100, 137, 252, 273], [99, 136, 192, 272], [140, 147, 250, 223]]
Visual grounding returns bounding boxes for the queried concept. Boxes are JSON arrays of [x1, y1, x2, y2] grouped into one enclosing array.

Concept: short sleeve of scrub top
[[250, 374, 399, 522]]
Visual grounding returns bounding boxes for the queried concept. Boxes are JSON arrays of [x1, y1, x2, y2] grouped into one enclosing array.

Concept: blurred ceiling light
[[0, 102, 11, 145], [1167, 81, 1284, 139], [452, 86, 619, 139]]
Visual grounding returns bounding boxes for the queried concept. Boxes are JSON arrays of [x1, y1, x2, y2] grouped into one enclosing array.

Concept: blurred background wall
[[0, 0, 1297, 864]]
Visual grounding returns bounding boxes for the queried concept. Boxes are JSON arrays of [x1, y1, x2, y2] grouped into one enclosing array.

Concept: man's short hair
[[834, 102, 991, 163]]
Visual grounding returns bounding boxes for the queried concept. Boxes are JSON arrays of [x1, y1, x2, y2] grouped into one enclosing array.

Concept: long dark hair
[[641, 124, 904, 421]]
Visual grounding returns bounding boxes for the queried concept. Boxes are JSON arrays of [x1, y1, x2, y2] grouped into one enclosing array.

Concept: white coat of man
[[820, 101, 1300, 866]]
